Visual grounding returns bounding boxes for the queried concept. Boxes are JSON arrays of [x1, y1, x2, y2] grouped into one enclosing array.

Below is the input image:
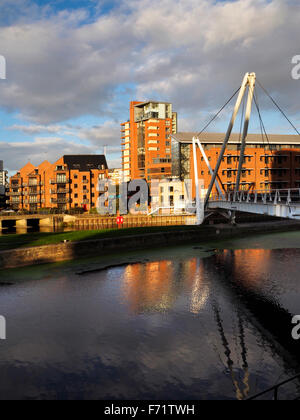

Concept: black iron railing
[[247, 373, 300, 400]]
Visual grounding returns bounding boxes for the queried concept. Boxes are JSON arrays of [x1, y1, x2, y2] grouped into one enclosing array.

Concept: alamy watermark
[[0, 316, 6, 340], [96, 178, 203, 216], [291, 55, 300, 80], [0, 55, 6, 80], [292, 315, 300, 340]]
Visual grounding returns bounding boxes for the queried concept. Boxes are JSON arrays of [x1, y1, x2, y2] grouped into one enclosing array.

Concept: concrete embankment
[[1, 220, 300, 270]]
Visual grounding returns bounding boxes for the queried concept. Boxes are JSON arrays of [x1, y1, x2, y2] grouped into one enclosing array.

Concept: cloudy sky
[[0, 0, 300, 173]]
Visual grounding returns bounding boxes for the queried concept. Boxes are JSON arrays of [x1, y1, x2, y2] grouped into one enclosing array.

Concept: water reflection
[[212, 300, 250, 400], [0, 243, 300, 399], [221, 248, 272, 289], [122, 259, 210, 315]]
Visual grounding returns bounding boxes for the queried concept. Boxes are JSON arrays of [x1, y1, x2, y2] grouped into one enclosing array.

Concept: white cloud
[[1, 136, 121, 173], [0, 0, 299, 126], [8, 124, 65, 135], [8, 120, 121, 147], [76, 121, 120, 146], [1, 0, 300, 171]]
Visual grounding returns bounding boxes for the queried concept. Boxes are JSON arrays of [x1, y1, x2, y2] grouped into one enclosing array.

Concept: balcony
[[28, 187, 43, 194], [82, 179, 89, 184], [82, 199, 90, 204], [51, 198, 72, 204], [50, 188, 71, 194], [135, 111, 159, 122], [50, 179, 70, 184], [8, 191, 21, 196], [28, 182, 43, 187]]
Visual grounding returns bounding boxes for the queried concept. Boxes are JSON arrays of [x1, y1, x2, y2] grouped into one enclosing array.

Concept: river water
[[0, 230, 300, 400]]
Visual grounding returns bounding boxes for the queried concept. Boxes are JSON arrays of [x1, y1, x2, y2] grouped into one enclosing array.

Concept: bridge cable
[[196, 87, 241, 137], [253, 88, 266, 147], [253, 87, 275, 190], [253, 88, 274, 155], [234, 93, 246, 188], [257, 80, 300, 136]]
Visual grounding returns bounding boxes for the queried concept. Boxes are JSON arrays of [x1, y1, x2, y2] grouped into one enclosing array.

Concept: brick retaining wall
[[0, 221, 300, 270]]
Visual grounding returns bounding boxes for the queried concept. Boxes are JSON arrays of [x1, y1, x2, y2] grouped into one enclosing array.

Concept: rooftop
[[63, 155, 108, 171], [171, 132, 300, 144], [134, 100, 172, 108]]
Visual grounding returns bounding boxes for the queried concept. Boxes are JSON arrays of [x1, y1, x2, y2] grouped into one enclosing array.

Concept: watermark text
[[291, 55, 300, 80], [0, 316, 6, 340], [0, 55, 6, 80], [292, 315, 300, 340]]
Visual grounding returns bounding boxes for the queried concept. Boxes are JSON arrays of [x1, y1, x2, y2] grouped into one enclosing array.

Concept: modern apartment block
[[121, 101, 177, 182], [8, 155, 108, 212], [171, 132, 300, 197]]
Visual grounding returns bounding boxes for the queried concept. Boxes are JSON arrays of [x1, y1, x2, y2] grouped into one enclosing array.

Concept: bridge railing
[[246, 373, 300, 400], [210, 188, 300, 206]]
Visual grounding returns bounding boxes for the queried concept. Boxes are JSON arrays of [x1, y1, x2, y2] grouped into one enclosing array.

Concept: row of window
[[261, 169, 289, 177], [199, 155, 300, 164]]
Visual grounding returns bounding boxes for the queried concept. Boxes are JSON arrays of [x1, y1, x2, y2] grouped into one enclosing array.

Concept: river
[[0, 230, 300, 400]]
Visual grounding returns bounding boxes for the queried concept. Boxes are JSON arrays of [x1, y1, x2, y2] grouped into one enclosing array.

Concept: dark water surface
[[1, 230, 300, 400]]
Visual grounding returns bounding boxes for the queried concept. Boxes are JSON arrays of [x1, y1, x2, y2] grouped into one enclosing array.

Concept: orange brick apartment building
[[121, 101, 177, 182], [8, 155, 108, 212], [171, 132, 300, 196]]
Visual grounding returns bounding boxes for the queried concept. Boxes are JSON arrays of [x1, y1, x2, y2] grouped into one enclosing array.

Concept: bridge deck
[[208, 189, 300, 221]]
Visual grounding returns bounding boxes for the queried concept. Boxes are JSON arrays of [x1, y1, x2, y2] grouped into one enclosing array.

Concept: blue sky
[[0, 0, 300, 173]]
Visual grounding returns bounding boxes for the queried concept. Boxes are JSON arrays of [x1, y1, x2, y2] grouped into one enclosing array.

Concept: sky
[[0, 0, 300, 174]]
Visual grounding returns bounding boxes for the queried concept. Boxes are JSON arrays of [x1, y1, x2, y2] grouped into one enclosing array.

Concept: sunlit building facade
[[121, 101, 178, 182], [171, 132, 300, 196], [8, 155, 108, 212]]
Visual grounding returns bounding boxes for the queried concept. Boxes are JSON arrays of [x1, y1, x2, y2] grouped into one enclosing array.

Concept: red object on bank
[[116, 216, 124, 226]]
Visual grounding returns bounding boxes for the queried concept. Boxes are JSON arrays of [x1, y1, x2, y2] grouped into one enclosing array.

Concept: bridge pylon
[[202, 72, 256, 209]]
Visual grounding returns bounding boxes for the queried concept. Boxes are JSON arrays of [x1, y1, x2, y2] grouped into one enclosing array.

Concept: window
[[74, 184, 78, 189], [74, 194, 78, 198]]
